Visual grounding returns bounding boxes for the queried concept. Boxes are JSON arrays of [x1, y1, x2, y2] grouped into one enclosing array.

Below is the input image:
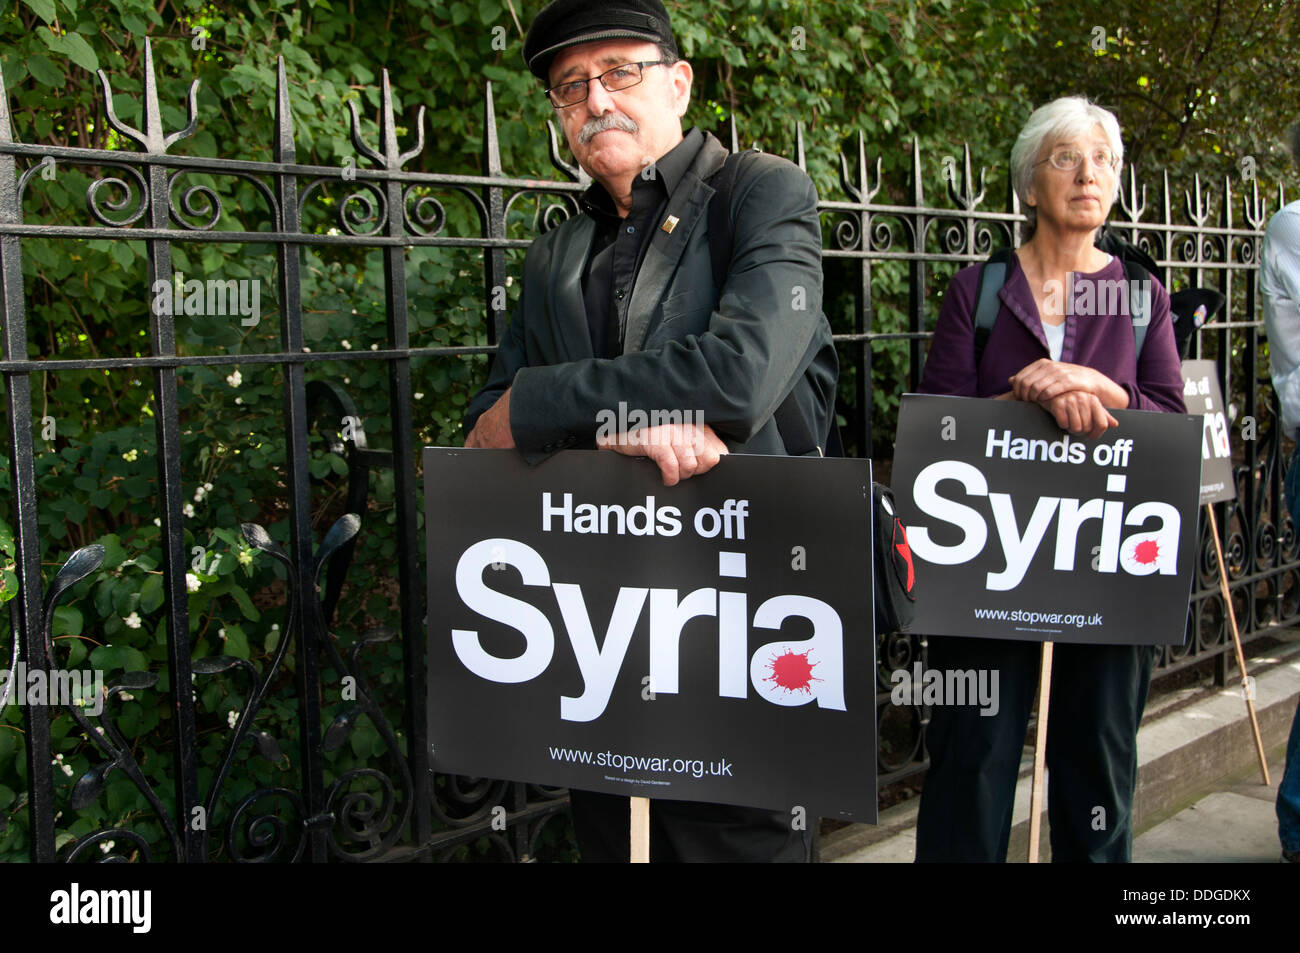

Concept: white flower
[[370, 343, 379, 351], [193, 485, 206, 502], [183, 503, 195, 518], [120, 692, 134, 702], [153, 518, 161, 527], [218, 628, 227, 641], [100, 840, 114, 853], [204, 482, 213, 491], [270, 623, 280, 631], [341, 339, 351, 350], [414, 392, 424, 400], [124, 612, 142, 629], [235, 397, 243, 405], [226, 369, 242, 388], [61, 762, 73, 777], [185, 573, 201, 592], [227, 709, 239, 729], [302, 346, 311, 353]]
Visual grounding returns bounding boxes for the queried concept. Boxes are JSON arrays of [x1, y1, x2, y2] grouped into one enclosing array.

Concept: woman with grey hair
[[913, 96, 1185, 862]]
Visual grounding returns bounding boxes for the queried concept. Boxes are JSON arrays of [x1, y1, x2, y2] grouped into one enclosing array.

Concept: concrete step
[[822, 629, 1300, 863]]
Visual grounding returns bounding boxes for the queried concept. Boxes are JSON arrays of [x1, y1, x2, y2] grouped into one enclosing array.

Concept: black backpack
[[707, 151, 916, 635], [872, 483, 918, 635]]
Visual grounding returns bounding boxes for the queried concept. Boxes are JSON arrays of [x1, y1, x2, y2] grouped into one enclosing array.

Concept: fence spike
[[0, 56, 12, 144], [483, 82, 502, 176]]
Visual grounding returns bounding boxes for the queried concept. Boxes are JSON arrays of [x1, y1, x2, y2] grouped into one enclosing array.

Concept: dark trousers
[[569, 789, 812, 862], [915, 635, 1157, 862]]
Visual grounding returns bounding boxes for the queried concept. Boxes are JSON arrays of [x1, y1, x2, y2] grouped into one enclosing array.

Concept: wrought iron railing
[[0, 45, 1291, 860]]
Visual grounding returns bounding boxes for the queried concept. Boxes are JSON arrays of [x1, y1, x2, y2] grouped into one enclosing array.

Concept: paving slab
[[1134, 788, 1283, 863]]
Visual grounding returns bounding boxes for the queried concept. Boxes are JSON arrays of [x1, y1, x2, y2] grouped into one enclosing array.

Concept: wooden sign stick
[[1205, 504, 1271, 785], [630, 796, 650, 863], [1027, 641, 1053, 863]]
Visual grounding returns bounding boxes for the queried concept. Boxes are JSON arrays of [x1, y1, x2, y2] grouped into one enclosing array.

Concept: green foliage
[[1007, 0, 1300, 185]]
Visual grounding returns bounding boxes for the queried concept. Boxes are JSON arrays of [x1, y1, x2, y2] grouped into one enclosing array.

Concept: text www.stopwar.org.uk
[[547, 746, 733, 783], [973, 607, 1103, 628], [1113, 913, 1250, 927]]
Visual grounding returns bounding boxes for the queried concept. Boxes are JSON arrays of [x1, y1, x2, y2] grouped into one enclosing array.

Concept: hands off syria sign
[[1181, 360, 1236, 505], [890, 395, 1201, 645], [424, 449, 877, 821]]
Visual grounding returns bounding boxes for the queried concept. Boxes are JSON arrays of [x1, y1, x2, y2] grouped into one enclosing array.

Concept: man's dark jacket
[[464, 129, 837, 459]]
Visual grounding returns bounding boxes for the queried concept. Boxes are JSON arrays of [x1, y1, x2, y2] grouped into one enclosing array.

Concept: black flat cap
[[523, 0, 679, 83]]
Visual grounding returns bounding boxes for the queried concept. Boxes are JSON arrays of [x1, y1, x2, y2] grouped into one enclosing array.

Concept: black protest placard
[[890, 395, 1202, 645], [423, 449, 877, 822], [1181, 360, 1237, 504]]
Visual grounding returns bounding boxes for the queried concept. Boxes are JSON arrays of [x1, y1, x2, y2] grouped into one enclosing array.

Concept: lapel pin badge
[[661, 215, 679, 234]]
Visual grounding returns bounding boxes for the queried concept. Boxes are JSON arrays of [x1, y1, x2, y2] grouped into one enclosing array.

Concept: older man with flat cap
[[464, 0, 837, 862]]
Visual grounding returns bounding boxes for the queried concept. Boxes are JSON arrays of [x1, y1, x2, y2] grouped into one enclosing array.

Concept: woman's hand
[[1009, 358, 1129, 408], [1042, 390, 1118, 439]]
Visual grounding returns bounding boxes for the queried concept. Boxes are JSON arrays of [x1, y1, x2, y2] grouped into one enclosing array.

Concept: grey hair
[[1286, 119, 1300, 171], [1010, 96, 1125, 232]]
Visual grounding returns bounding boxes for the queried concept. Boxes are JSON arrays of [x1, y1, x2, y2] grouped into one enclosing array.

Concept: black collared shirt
[[579, 127, 706, 358]]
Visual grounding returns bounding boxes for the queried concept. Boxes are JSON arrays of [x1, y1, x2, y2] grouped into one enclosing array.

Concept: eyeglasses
[[546, 61, 667, 108], [1036, 146, 1119, 172]]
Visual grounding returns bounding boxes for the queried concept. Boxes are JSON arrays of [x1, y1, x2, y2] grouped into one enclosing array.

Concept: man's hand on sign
[[1008, 358, 1129, 409], [464, 388, 515, 449], [597, 421, 728, 487], [1042, 389, 1118, 439]]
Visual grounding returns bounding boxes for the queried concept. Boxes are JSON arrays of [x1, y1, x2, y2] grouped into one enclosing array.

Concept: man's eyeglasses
[[1036, 146, 1120, 172], [546, 61, 667, 109]]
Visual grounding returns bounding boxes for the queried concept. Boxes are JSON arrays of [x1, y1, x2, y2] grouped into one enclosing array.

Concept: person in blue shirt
[[1262, 117, 1300, 864]]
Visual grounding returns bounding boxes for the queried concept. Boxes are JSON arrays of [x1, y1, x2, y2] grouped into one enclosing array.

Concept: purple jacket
[[917, 251, 1186, 413]]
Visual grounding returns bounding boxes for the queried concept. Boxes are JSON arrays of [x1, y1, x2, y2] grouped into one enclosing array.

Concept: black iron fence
[[0, 46, 1292, 861]]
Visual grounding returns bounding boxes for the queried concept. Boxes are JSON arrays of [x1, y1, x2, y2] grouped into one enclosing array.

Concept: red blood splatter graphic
[[1133, 538, 1160, 565], [764, 649, 820, 695], [894, 531, 915, 591]]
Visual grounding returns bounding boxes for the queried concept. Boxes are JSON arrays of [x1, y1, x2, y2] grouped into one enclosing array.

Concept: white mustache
[[579, 114, 638, 144]]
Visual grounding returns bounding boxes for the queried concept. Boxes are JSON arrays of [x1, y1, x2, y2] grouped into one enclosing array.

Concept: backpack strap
[[1123, 258, 1150, 359], [1098, 226, 1154, 360], [707, 147, 761, 292], [973, 247, 1013, 368]]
